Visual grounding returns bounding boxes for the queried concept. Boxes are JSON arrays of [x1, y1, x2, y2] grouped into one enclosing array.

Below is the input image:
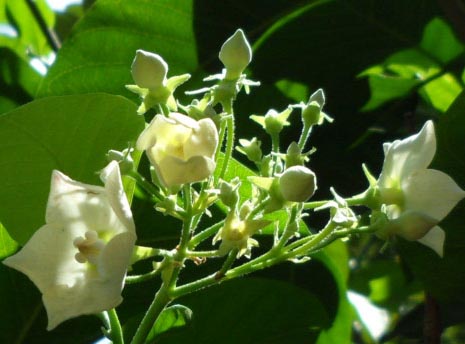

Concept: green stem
[[128, 170, 162, 202], [125, 268, 162, 284], [297, 123, 312, 150], [186, 250, 220, 258], [303, 192, 367, 210], [130, 284, 172, 344], [189, 220, 224, 249], [219, 114, 235, 181], [215, 249, 238, 279], [270, 133, 280, 175], [107, 308, 124, 344], [288, 222, 337, 257]]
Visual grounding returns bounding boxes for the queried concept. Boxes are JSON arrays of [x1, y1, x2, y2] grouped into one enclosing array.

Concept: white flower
[[137, 113, 219, 188], [219, 29, 252, 80], [377, 120, 465, 256], [3, 161, 136, 330]]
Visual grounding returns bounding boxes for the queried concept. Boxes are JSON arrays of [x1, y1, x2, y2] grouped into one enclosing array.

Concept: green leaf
[[0, 221, 17, 259], [38, 0, 197, 97], [419, 73, 463, 113], [315, 240, 352, 343], [420, 17, 465, 64], [0, 94, 144, 245], [398, 91, 465, 302], [1, 0, 54, 58], [148, 304, 192, 341], [157, 278, 327, 343], [361, 74, 418, 112]]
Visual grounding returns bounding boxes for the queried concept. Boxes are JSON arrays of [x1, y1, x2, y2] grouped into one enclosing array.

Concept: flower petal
[[403, 168, 465, 221], [45, 171, 124, 236], [3, 224, 85, 298], [156, 155, 216, 187], [184, 118, 218, 159], [417, 226, 445, 257], [379, 120, 436, 187], [102, 161, 136, 235]]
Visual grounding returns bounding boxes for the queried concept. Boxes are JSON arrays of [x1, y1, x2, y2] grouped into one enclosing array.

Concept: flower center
[[73, 230, 106, 265]]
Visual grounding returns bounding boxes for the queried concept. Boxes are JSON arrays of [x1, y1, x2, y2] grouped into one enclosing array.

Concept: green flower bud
[[285, 142, 304, 168], [219, 178, 240, 208], [131, 50, 168, 89], [219, 29, 252, 80], [236, 138, 262, 162], [279, 166, 317, 202], [106, 148, 134, 174], [299, 89, 333, 127], [250, 107, 292, 135]]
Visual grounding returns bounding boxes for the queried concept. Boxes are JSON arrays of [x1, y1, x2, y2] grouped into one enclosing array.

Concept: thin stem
[[125, 268, 161, 284], [106, 308, 124, 344], [130, 284, 172, 344], [270, 133, 280, 175], [26, 0, 61, 52], [288, 222, 337, 257], [186, 250, 220, 258], [303, 192, 367, 210], [128, 170, 163, 202], [215, 249, 238, 279], [297, 123, 312, 150], [189, 220, 224, 249], [219, 114, 235, 181]]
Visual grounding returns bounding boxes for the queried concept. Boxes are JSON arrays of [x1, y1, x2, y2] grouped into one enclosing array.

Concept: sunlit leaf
[[0, 94, 143, 245]]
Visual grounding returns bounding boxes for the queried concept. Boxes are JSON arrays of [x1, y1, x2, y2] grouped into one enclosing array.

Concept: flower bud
[[250, 107, 292, 135], [237, 138, 262, 162], [219, 29, 252, 80], [131, 50, 168, 89], [285, 142, 304, 168], [137, 113, 219, 187], [219, 178, 240, 208], [300, 89, 333, 127], [279, 166, 317, 202], [106, 148, 134, 175]]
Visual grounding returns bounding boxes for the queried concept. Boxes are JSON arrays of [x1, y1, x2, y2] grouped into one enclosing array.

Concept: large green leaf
[[157, 278, 328, 343], [315, 240, 352, 343], [38, 0, 197, 97], [398, 92, 465, 303], [0, 94, 144, 245]]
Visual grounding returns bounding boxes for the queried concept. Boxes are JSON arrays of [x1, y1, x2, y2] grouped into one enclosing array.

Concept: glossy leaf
[[148, 304, 192, 341], [38, 0, 197, 97], [157, 278, 328, 343], [0, 94, 144, 245]]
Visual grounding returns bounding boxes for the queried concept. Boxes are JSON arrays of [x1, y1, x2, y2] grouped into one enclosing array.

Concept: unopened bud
[[279, 166, 317, 202], [219, 29, 252, 80], [131, 50, 168, 89]]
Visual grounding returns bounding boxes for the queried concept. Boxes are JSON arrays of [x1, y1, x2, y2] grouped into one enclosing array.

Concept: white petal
[[379, 121, 436, 187], [46, 171, 123, 236], [3, 224, 85, 297], [184, 118, 218, 160], [131, 50, 167, 89], [102, 161, 136, 235], [417, 226, 445, 257], [403, 169, 465, 221], [156, 155, 216, 187]]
